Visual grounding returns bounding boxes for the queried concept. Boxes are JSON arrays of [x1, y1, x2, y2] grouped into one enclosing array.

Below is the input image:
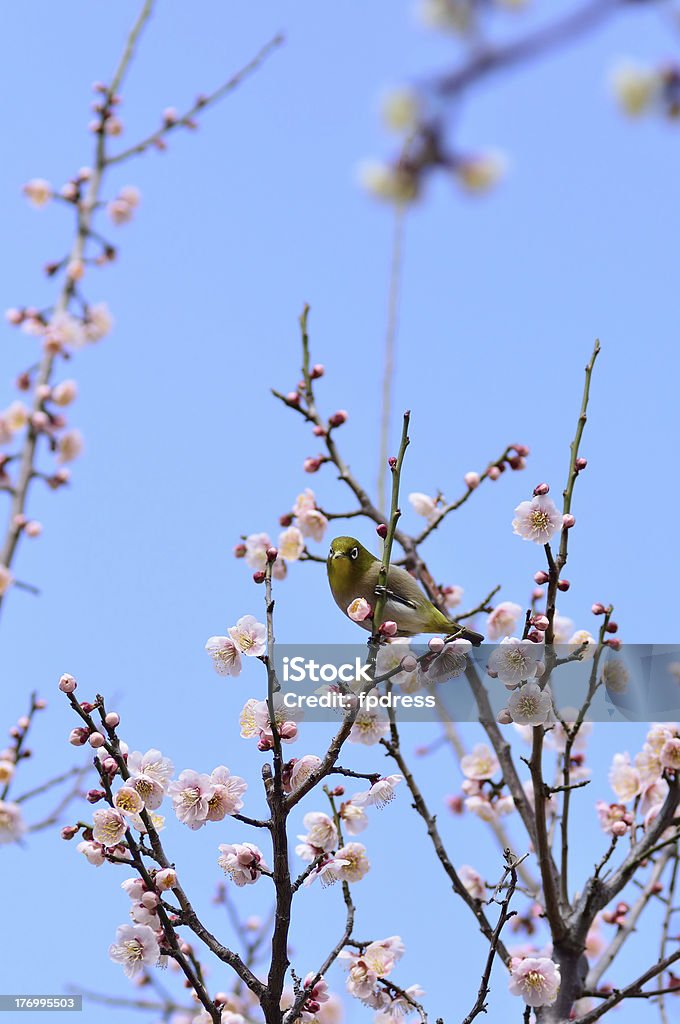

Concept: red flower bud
[[513, 444, 530, 457], [279, 513, 293, 527], [508, 456, 526, 470], [527, 630, 543, 643], [311, 364, 325, 379], [253, 571, 266, 584], [304, 455, 324, 473], [605, 621, 618, 634], [557, 579, 570, 592], [233, 543, 247, 558], [266, 546, 278, 563], [328, 410, 348, 428], [533, 483, 550, 496], [592, 603, 606, 615], [312, 425, 326, 437], [605, 638, 622, 651], [376, 523, 388, 539]]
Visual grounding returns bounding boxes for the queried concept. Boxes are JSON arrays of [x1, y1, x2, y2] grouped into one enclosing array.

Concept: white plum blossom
[[121, 877, 146, 900], [552, 614, 575, 645], [92, 808, 127, 848], [488, 637, 543, 687], [205, 636, 242, 677], [83, 302, 113, 342], [381, 88, 420, 134], [349, 707, 390, 745], [253, 695, 302, 744], [610, 60, 661, 116], [486, 602, 523, 641], [168, 769, 214, 829], [509, 956, 561, 1007], [408, 492, 437, 520], [127, 748, 174, 810], [567, 630, 597, 660], [602, 657, 629, 694], [298, 811, 338, 853], [0, 760, 15, 785], [303, 854, 352, 887], [352, 775, 403, 809], [660, 737, 680, 771], [207, 766, 248, 821], [286, 755, 322, 794], [333, 842, 370, 882], [278, 526, 305, 562], [218, 842, 269, 885], [512, 495, 562, 544], [23, 178, 52, 207], [109, 923, 160, 978], [113, 787, 145, 817], [507, 683, 552, 726], [609, 753, 641, 803], [340, 801, 369, 835], [293, 490, 329, 542], [239, 698, 260, 739], [0, 801, 26, 844], [244, 533, 272, 571], [459, 864, 485, 900], [77, 840, 106, 865], [229, 615, 266, 657], [461, 743, 499, 781], [456, 150, 507, 193], [423, 639, 471, 682]]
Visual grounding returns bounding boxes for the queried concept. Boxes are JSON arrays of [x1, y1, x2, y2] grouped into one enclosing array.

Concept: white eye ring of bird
[[350, 546, 359, 560]]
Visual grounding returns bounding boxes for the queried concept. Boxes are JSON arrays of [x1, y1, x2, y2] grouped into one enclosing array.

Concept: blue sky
[[0, 1, 678, 1021]]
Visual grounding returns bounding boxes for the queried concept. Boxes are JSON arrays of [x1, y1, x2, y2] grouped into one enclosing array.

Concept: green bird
[[327, 536, 484, 645]]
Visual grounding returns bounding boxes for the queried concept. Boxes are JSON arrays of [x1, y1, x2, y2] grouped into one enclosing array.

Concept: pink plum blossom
[[92, 808, 127, 848], [127, 748, 174, 810], [218, 842, 268, 885], [244, 533, 272, 570], [285, 755, 322, 794], [205, 636, 242, 677], [608, 753, 641, 803], [508, 956, 561, 1007], [486, 602, 523, 641], [340, 801, 369, 834], [0, 800, 26, 844], [278, 526, 305, 562], [347, 598, 372, 623], [298, 811, 338, 852], [461, 744, 499, 781], [207, 766, 248, 820], [228, 615, 266, 657], [168, 769, 215, 829], [507, 682, 552, 726], [459, 865, 485, 900], [512, 494, 562, 544], [109, 923, 160, 977], [349, 707, 390, 745]]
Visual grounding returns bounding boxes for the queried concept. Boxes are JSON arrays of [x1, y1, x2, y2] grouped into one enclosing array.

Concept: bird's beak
[[330, 551, 344, 560]]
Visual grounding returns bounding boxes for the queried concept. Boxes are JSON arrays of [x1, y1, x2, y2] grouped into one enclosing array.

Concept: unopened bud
[[488, 466, 501, 480], [59, 673, 77, 693], [533, 483, 550, 496], [86, 789, 106, 803], [533, 615, 549, 632], [534, 570, 549, 585], [69, 728, 88, 746], [61, 825, 79, 840], [575, 457, 588, 471], [611, 821, 628, 837], [379, 620, 398, 637], [508, 456, 526, 470], [513, 444, 530, 457], [266, 546, 278, 563], [527, 630, 543, 643], [286, 392, 300, 406], [605, 621, 618, 634], [605, 638, 622, 651], [464, 471, 480, 489], [312, 425, 326, 437], [562, 514, 576, 529], [376, 523, 388, 539], [304, 456, 323, 473], [428, 637, 445, 654], [89, 732, 105, 748], [253, 570, 266, 584], [557, 579, 570, 592], [400, 655, 418, 673], [328, 410, 348, 428], [311, 364, 324, 379], [105, 712, 120, 728], [497, 709, 513, 725], [279, 513, 293, 527], [592, 603, 606, 615], [233, 543, 247, 558]]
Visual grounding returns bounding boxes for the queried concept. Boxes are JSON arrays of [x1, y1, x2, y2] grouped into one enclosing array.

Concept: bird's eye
[[350, 547, 359, 560]]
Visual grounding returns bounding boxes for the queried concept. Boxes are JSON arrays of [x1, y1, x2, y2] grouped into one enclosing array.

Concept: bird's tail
[[446, 623, 484, 647]]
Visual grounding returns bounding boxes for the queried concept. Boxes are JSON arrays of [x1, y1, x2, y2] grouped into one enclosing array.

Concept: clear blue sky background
[[0, 1, 678, 1021]]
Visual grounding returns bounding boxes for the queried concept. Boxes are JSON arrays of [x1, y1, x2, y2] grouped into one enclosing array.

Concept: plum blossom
[[601, 657, 629, 694], [0, 566, 12, 596], [333, 842, 370, 882], [352, 775, 402, 809], [381, 88, 420, 134], [461, 743, 499, 781], [57, 429, 84, 463], [303, 853, 352, 887], [374, 986, 425, 1023], [286, 755, 322, 794], [92, 808, 127, 848], [456, 150, 507, 193], [113, 787, 145, 817], [512, 495, 562, 544], [168, 770, 215, 829], [0, 801, 26, 844], [660, 737, 680, 771], [465, 792, 514, 822], [239, 698, 259, 739], [340, 801, 369, 834], [218, 842, 268, 885], [121, 877, 146, 900], [552, 614, 575, 645], [489, 637, 543, 687], [109, 923, 160, 977], [77, 840, 106, 865], [509, 956, 561, 1007], [408, 492, 437, 520], [610, 60, 661, 116], [442, 584, 464, 610], [507, 683, 552, 726], [348, 598, 372, 623], [486, 602, 523, 641], [567, 629, 597, 660], [278, 526, 304, 562], [459, 864, 485, 900], [253, 695, 302, 745], [23, 178, 52, 207], [349, 707, 390, 745], [609, 753, 641, 803], [423, 639, 471, 682], [207, 766, 248, 821], [83, 302, 113, 342], [596, 801, 632, 835], [0, 760, 15, 785], [127, 748, 174, 810], [229, 615, 266, 657], [205, 636, 242, 677], [298, 811, 338, 853], [293, 490, 328, 542], [244, 533, 272, 571]]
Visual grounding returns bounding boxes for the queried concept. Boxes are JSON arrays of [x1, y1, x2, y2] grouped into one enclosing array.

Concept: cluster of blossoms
[[610, 58, 680, 119], [0, 700, 49, 844], [451, 742, 515, 823], [234, 489, 329, 583], [340, 937, 423, 1023], [205, 614, 266, 677], [602, 723, 680, 836]]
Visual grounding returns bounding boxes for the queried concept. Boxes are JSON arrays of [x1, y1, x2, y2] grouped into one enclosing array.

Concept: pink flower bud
[[86, 788, 105, 803], [557, 579, 570, 592], [312, 425, 326, 437], [25, 520, 42, 538], [532, 588, 544, 601], [5, 308, 23, 325], [304, 456, 323, 473], [376, 523, 388, 539], [575, 457, 588, 471], [527, 630, 542, 643], [60, 825, 79, 840], [534, 570, 550, 585], [328, 410, 348, 428], [59, 673, 77, 693], [101, 757, 118, 774], [266, 546, 279, 563], [533, 483, 550, 496], [388, 456, 397, 469], [34, 698, 46, 710], [155, 867, 177, 891], [379, 620, 398, 637], [605, 638, 622, 651], [233, 543, 247, 558], [508, 456, 526, 470], [286, 391, 300, 406], [497, 709, 513, 725], [253, 570, 266, 584], [592, 603, 606, 615], [488, 466, 501, 480], [533, 615, 549, 631], [105, 712, 120, 728], [80, 701, 96, 713], [331, 785, 345, 797], [605, 621, 619, 634], [311, 364, 324, 379], [513, 444, 530, 457], [447, 795, 464, 814], [400, 655, 418, 673], [562, 513, 576, 529], [428, 637, 445, 654], [611, 821, 628, 837], [89, 732, 105, 748], [279, 513, 293, 527], [464, 471, 480, 489], [69, 728, 88, 746], [141, 891, 159, 909]]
